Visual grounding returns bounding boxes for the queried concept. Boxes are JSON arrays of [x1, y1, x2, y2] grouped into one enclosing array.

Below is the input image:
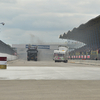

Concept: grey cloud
[[0, 0, 100, 44], [6, 14, 73, 31], [0, 0, 16, 3]]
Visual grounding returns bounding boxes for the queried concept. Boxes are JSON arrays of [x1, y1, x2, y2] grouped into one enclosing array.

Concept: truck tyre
[[35, 59, 37, 61], [27, 59, 30, 61], [64, 60, 68, 63]]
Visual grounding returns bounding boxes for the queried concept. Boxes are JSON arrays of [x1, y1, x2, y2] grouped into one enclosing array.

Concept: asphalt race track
[[0, 66, 100, 80], [0, 60, 100, 100]]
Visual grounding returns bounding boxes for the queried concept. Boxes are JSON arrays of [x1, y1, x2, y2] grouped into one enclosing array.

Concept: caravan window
[[58, 54, 64, 56], [54, 53, 64, 57]]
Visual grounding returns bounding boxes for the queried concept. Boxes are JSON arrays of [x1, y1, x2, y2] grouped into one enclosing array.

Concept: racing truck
[[53, 46, 69, 63], [27, 47, 38, 61]]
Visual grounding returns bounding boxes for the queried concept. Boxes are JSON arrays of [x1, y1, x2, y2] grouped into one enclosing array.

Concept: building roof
[[59, 15, 100, 50]]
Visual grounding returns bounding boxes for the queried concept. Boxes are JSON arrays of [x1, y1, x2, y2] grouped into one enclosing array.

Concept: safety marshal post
[[0, 57, 7, 69]]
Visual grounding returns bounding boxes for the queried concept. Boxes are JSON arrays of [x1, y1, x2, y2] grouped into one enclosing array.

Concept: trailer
[[53, 46, 69, 63]]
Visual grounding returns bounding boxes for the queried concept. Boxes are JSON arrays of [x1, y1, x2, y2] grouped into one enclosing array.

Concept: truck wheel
[[35, 59, 37, 61], [64, 60, 68, 63], [27, 59, 30, 61]]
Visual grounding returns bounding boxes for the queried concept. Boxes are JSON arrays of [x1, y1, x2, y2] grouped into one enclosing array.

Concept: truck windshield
[[28, 51, 37, 53]]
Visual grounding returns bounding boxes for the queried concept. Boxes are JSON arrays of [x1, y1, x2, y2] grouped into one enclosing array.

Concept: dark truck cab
[[27, 47, 38, 61]]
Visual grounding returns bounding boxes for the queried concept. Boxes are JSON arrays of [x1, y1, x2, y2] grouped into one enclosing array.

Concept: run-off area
[[0, 66, 100, 80]]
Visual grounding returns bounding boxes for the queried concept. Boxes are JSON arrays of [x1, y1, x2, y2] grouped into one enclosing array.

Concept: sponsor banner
[[0, 65, 6, 69], [0, 57, 7, 69], [79, 55, 80, 58], [73, 56, 74, 58], [81, 55, 83, 58], [76, 56, 78, 58], [84, 55, 86, 59], [38, 45, 50, 49], [0, 61, 7, 65], [87, 55, 90, 59], [68, 56, 70, 59], [91, 50, 98, 55], [26, 45, 50, 49], [74, 56, 75, 58], [26, 45, 37, 48], [0, 57, 7, 61]]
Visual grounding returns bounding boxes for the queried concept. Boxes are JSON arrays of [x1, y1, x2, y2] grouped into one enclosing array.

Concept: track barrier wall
[[0, 40, 17, 61]]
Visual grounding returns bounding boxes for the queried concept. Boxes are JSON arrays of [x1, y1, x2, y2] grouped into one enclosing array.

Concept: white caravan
[[53, 46, 69, 63]]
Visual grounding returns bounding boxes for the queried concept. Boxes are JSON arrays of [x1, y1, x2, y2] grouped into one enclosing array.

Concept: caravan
[[53, 46, 69, 63]]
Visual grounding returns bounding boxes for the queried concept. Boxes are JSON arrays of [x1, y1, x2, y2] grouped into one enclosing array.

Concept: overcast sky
[[0, 0, 100, 44]]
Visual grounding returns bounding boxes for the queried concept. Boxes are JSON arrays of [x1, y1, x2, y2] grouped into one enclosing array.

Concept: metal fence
[[0, 40, 16, 55]]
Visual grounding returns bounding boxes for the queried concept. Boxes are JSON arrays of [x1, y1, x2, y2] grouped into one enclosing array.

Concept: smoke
[[28, 33, 53, 61], [37, 49, 53, 61], [29, 33, 44, 45], [17, 33, 54, 61]]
